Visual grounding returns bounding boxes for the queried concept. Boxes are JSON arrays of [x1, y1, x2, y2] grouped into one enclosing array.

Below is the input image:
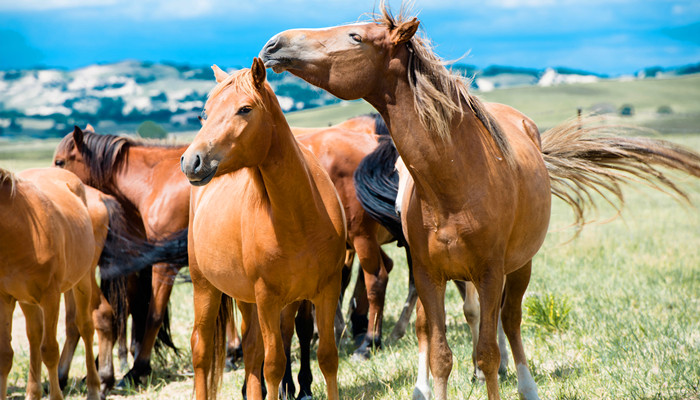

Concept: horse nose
[[193, 153, 202, 174], [180, 155, 185, 172], [260, 34, 289, 59], [181, 152, 203, 176]]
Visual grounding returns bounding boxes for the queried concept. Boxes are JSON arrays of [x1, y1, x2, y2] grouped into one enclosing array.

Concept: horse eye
[[54, 159, 65, 167], [237, 106, 253, 115], [349, 33, 362, 43]]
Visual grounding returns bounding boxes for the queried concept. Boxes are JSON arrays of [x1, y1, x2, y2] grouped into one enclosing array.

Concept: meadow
[[1, 75, 699, 399]]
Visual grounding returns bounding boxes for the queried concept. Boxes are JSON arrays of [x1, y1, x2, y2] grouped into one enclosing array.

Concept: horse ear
[[211, 64, 229, 83], [391, 17, 420, 45], [73, 126, 84, 149], [84, 123, 95, 132], [251, 57, 266, 90]]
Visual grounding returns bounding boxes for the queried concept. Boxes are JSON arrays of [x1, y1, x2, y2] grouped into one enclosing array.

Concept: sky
[[0, 0, 698, 75]]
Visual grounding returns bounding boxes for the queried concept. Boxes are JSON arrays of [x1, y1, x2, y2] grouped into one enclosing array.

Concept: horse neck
[[109, 145, 187, 211], [254, 111, 322, 229], [366, 76, 495, 211]]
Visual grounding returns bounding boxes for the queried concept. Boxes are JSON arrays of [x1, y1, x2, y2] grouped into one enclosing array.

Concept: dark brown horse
[[0, 167, 100, 400], [260, 3, 700, 399], [180, 58, 346, 400]]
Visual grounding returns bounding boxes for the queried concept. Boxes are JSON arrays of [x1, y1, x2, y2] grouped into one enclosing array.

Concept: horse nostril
[[193, 154, 202, 173], [262, 35, 280, 55]]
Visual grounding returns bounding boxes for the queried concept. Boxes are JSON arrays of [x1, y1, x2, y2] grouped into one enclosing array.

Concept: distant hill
[[0, 60, 698, 139]]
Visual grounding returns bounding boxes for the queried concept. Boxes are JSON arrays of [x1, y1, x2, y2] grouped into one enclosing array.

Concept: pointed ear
[[390, 17, 420, 45], [251, 57, 266, 90], [72, 126, 84, 149], [84, 123, 95, 132], [211, 64, 229, 83]]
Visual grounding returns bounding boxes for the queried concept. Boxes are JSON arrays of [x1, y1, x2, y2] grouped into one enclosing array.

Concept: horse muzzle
[[180, 152, 218, 186]]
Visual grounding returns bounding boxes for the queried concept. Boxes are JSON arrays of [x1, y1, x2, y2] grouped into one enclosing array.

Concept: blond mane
[[375, 1, 514, 165], [206, 68, 266, 111]]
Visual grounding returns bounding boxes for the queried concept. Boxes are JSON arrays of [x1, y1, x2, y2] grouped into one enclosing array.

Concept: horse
[[259, 3, 700, 399], [53, 125, 190, 385], [180, 58, 346, 400], [0, 167, 100, 400]]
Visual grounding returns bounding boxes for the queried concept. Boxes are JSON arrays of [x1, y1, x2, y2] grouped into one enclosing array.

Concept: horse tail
[[98, 227, 188, 279], [540, 115, 700, 232], [97, 196, 131, 341], [353, 135, 407, 246], [208, 293, 232, 400]]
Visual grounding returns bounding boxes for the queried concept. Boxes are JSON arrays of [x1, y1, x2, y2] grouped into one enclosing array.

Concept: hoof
[[117, 365, 151, 389], [412, 386, 431, 400]]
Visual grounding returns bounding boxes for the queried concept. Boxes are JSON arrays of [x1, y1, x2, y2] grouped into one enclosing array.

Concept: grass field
[[1, 75, 699, 399]]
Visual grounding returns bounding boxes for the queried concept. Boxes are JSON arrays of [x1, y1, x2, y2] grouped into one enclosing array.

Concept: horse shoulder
[[300, 145, 347, 241]]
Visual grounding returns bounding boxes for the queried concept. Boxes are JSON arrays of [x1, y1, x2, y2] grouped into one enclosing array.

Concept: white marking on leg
[[516, 363, 539, 400], [412, 351, 431, 400]]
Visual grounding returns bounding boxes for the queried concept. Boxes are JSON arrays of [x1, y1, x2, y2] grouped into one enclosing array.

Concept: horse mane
[[370, 113, 390, 136], [206, 68, 266, 112], [374, 1, 514, 165], [0, 167, 19, 196]]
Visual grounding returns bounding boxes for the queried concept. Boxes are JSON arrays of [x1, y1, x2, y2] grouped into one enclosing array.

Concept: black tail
[[353, 126, 406, 247], [99, 227, 188, 279]]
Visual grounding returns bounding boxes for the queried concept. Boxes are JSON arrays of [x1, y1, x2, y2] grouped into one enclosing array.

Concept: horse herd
[[2, 4, 700, 400]]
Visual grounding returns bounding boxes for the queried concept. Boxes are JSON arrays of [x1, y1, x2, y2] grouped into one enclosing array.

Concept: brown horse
[[53, 125, 189, 385], [180, 58, 346, 400], [0, 167, 100, 400], [259, 3, 700, 399]]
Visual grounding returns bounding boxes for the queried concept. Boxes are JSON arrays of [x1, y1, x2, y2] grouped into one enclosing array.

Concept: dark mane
[[374, 1, 514, 166]]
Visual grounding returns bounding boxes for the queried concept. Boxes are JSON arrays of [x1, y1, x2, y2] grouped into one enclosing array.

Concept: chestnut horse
[[0, 167, 100, 400], [54, 126, 189, 385], [180, 58, 346, 400], [260, 4, 700, 399]]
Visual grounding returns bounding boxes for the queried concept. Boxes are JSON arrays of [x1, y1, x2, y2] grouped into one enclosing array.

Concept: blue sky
[[0, 0, 698, 75]]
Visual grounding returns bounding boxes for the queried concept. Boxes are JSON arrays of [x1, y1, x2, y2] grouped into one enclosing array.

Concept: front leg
[[254, 287, 286, 400], [190, 272, 223, 400], [0, 296, 16, 400]]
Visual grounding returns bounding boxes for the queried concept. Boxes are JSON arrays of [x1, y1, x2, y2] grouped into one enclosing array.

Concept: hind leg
[[454, 280, 483, 380], [58, 291, 80, 389], [502, 261, 539, 400], [225, 316, 243, 368], [125, 263, 178, 385], [93, 289, 116, 398], [37, 289, 64, 400], [390, 248, 416, 341], [19, 302, 44, 400], [0, 297, 16, 400], [334, 250, 355, 343], [353, 236, 389, 359]]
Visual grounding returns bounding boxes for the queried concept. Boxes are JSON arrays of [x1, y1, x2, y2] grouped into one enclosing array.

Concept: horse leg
[[124, 263, 178, 385], [412, 298, 431, 400], [19, 302, 44, 399], [502, 261, 539, 400], [239, 301, 265, 400], [353, 237, 389, 359], [225, 314, 243, 369], [280, 301, 299, 400], [335, 250, 355, 343], [390, 248, 417, 341], [73, 276, 101, 400], [190, 275, 223, 400], [453, 280, 483, 381], [58, 291, 80, 389], [128, 269, 150, 363], [38, 289, 64, 400], [475, 268, 506, 400], [295, 300, 314, 400], [348, 266, 368, 343], [93, 290, 117, 398], [255, 290, 286, 400], [412, 259, 451, 400], [312, 281, 341, 400], [0, 297, 15, 400]]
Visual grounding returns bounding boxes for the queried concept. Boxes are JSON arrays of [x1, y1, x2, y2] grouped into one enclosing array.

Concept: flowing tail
[[353, 118, 407, 246], [98, 198, 188, 356], [541, 116, 700, 230]]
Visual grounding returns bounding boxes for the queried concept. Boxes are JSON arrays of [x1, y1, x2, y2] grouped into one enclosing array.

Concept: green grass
[[2, 76, 699, 399]]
